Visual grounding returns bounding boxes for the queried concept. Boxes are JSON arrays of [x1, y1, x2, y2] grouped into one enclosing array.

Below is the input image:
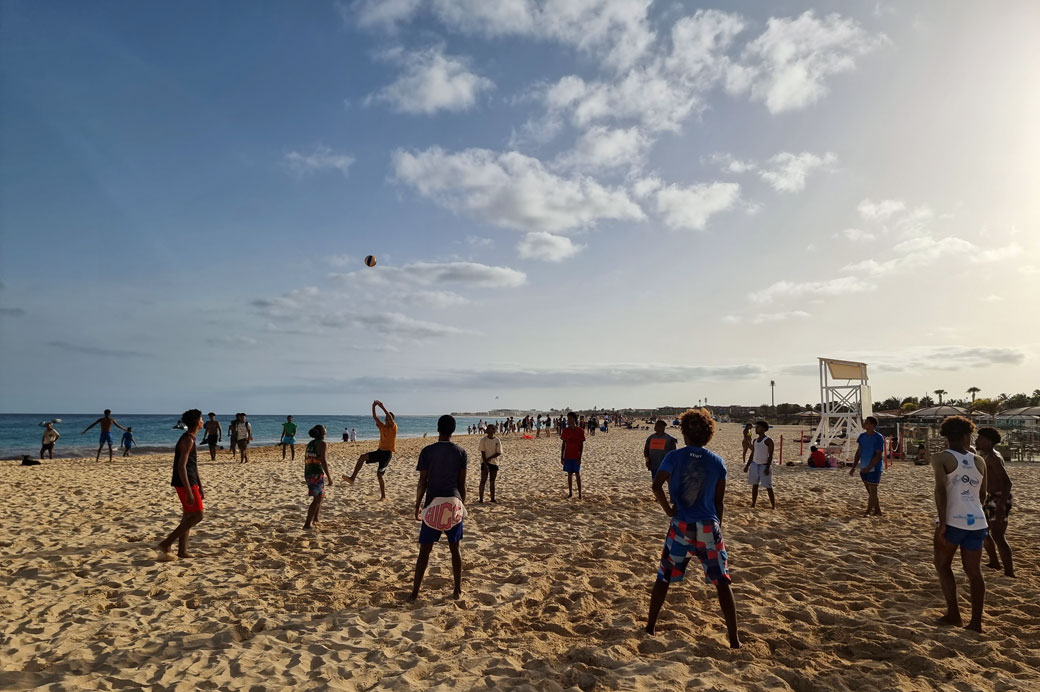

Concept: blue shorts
[[860, 467, 882, 484], [944, 526, 988, 551], [563, 459, 581, 473], [419, 520, 463, 544], [282, 436, 296, 445], [658, 520, 731, 585], [99, 431, 113, 445]]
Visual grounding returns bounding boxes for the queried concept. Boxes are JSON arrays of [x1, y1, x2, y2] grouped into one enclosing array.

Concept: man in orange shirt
[[344, 400, 397, 501]]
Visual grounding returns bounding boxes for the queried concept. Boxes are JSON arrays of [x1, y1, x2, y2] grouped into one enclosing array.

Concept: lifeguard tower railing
[[810, 358, 872, 463]]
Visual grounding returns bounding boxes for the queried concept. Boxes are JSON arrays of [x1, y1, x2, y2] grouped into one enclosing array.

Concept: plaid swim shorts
[[657, 519, 731, 585]]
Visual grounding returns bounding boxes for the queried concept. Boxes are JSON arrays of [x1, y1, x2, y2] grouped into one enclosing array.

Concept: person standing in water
[[742, 421, 775, 509], [40, 422, 60, 459], [157, 409, 205, 561], [344, 400, 397, 501], [645, 408, 740, 648], [932, 415, 988, 632], [303, 425, 332, 530], [280, 415, 298, 461], [81, 409, 127, 462], [977, 427, 1014, 578]]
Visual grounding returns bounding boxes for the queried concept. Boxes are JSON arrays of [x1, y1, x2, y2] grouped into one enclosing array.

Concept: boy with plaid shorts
[[646, 408, 740, 648]]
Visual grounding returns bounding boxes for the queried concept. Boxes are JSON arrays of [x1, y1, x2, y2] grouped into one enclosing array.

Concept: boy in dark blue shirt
[[850, 416, 885, 516], [646, 408, 740, 648]]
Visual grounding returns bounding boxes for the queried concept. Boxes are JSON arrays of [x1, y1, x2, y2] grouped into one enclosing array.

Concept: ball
[[364, 255, 377, 267]]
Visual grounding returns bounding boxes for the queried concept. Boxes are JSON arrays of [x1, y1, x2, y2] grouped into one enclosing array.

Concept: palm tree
[[934, 389, 947, 405], [967, 386, 981, 405]]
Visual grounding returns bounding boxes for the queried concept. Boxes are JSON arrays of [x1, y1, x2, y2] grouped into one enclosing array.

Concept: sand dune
[[1, 424, 1038, 691]]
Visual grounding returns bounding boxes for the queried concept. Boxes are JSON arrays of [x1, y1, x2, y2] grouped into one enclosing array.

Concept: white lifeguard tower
[[810, 358, 872, 462]]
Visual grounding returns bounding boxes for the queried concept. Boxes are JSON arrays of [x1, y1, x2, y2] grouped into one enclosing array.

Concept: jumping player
[[344, 400, 397, 501]]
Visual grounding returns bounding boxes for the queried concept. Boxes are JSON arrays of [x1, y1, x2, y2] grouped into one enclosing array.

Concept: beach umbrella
[[996, 406, 1040, 418], [905, 405, 968, 419]]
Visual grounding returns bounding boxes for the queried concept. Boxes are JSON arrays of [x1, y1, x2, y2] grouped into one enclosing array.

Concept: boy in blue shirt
[[120, 427, 136, 457], [850, 416, 885, 516], [645, 408, 740, 648]]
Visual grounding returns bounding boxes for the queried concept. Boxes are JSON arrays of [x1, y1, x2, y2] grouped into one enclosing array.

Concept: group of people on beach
[[152, 401, 1015, 645]]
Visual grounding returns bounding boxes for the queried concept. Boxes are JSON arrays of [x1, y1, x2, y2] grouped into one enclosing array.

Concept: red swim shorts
[[175, 485, 204, 513]]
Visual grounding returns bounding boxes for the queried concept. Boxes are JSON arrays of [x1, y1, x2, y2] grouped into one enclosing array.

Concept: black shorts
[[205, 434, 219, 447], [366, 449, 393, 472], [236, 439, 249, 451], [481, 462, 499, 473], [41, 443, 54, 452]]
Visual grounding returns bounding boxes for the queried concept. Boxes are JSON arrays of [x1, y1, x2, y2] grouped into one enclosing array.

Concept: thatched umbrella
[[906, 405, 968, 419]]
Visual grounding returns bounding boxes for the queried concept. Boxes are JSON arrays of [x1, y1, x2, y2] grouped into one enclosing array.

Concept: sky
[[1, 1, 1038, 415]]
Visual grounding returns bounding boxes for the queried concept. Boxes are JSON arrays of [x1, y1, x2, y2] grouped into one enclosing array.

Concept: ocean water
[[0, 414, 497, 459]]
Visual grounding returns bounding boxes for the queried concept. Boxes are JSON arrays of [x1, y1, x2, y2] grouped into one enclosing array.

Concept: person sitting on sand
[[976, 427, 1014, 578], [932, 415, 988, 632], [913, 443, 928, 465], [644, 420, 678, 483], [850, 416, 885, 516], [645, 408, 740, 648], [742, 421, 775, 509], [808, 446, 827, 468], [478, 424, 502, 503], [81, 409, 127, 462], [158, 409, 205, 561], [409, 415, 467, 601], [344, 400, 396, 501], [40, 422, 60, 459], [560, 411, 586, 499], [303, 425, 332, 530], [201, 413, 222, 461], [281, 415, 298, 461], [120, 427, 136, 457]]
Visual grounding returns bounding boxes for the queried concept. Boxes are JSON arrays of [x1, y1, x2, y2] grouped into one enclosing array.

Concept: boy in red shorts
[[646, 408, 740, 648], [157, 409, 205, 561]]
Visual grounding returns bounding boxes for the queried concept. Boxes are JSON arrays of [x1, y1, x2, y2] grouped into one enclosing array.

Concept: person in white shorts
[[742, 420, 775, 508]]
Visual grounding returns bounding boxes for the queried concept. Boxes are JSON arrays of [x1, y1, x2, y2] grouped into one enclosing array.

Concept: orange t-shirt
[[377, 419, 398, 452]]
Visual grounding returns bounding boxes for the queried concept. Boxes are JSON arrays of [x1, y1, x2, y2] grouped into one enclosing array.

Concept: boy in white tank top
[[742, 421, 775, 509], [931, 415, 988, 632]]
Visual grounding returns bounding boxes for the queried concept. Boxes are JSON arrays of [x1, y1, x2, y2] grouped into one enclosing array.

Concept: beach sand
[[2, 424, 1038, 691]]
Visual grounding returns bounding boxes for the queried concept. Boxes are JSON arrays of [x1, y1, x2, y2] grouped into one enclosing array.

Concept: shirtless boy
[[977, 427, 1014, 578], [81, 409, 127, 462], [202, 413, 222, 461]]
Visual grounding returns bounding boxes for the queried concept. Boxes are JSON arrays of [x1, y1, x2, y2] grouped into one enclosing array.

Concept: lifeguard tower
[[810, 358, 872, 463]]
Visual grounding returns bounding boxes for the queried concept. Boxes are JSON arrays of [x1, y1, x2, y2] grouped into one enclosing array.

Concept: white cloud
[[367, 46, 493, 114], [402, 261, 527, 287], [857, 198, 905, 220], [284, 146, 355, 176], [321, 311, 468, 338], [758, 151, 837, 192], [348, 0, 422, 30], [1021, 265, 1040, 276], [403, 290, 470, 309], [517, 232, 583, 262], [325, 254, 354, 268], [725, 311, 811, 325], [749, 277, 876, 304], [553, 125, 651, 173], [706, 152, 756, 174], [465, 235, 494, 248], [845, 237, 1022, 277], [841, 228, 876, 242], [654, 182, 741, 230], [729, 11, 882, 114], [392, 147, 645, 233]]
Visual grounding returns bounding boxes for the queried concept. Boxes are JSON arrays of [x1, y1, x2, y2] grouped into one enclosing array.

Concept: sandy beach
[[1, 423, 1038, 691]]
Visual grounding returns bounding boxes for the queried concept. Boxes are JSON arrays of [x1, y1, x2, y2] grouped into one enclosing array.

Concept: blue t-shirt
[[656, 446, 727, 523], [857, 431, 885, 470]]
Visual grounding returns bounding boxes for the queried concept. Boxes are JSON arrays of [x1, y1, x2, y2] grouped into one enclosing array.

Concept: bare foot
[[1005, 570, 1016, 578], [407, 593, 419, 602], [938, 613, 962, 627], [177, 552, 195, 559], [342, 475, 355, 485], [452, 590, 462, 600], [985, 561, 1001, 570], [644, 625, 656, 635], [964, 621, 983, 633], [729, 636, 742, 649]]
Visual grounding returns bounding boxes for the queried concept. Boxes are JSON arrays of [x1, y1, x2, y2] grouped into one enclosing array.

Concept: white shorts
[[748, 463, 773, 488]]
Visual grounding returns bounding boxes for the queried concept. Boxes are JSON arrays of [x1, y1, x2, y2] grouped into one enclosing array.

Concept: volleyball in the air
[[364, 255, 377, 267]]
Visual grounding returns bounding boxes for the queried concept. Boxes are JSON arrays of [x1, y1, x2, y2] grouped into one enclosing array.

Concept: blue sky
[[1, 1, 1038, 414]]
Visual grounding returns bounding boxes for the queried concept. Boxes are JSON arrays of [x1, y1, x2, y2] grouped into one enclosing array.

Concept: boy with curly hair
[[646, 408, 740, 648], [977, 427, 1014, 577]]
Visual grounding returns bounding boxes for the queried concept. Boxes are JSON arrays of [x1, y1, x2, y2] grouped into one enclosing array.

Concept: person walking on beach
[[280, 415, 298, 461], [478, 424, 503, 503], [645, 408, 740, 648], [344, 400, 397, 501], [40, 422, 60, 459], [644, 419, 678, 485], [409, 415, 467, 601], [202, 413, 222, 461], [742, 421, 775, 508], [977, 427, 1014, 578], [740, 423, 753, 464], [932, 415, 988, 632], [303, 425, 332, 531], [81, 409, 127, 462], [157, 409, 205, 561], [120, 427, 136, 457], [850, 416, 885, 515], [231, 413, 252, 463], [350, 428, 357, 444], [561, 411, 586, 499]]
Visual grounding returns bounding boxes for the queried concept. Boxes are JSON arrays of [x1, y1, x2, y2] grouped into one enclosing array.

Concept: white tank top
[[944, 449, 988, 530], [752, 436, 771, 464]]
